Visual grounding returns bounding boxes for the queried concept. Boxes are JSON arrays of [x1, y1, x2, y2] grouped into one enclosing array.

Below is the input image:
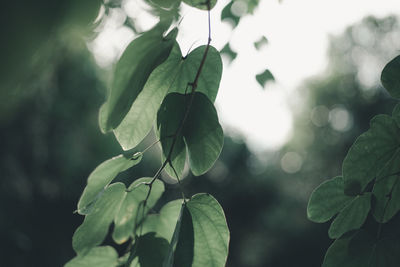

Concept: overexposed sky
[[89, 0, 400, 153]]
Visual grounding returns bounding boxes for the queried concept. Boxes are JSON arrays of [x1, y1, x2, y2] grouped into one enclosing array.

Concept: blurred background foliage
[[1, 1, 400, 266]]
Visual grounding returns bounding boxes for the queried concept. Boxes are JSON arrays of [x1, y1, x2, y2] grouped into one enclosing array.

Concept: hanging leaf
[[182, 0, 217, 10], [372, 174, 400, 223], [77, 153, 142, 215], [254, 36, 268, 50], [129, 233, 170, 267], [220, 43, 237, 63], [173, 193, 230, 267], [381, 55, 400, 99], [328, 193, 371, 239], [256, 69, 275, 88], [73, 183, 126, 255], [307, 176, 354, 223], [112, 178, 164, 244], [103, 26, 178, 131], [157, 93, 224, 177], [221, 1, 240, 27], [114, 44, 222, 150], [342, 114, 400, 194], [65, 246, 119, 267]]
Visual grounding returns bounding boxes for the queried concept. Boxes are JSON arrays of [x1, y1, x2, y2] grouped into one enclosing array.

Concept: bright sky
[[89, 0, 400, 153]]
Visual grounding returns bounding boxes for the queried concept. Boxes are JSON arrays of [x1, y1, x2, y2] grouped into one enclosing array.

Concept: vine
[[66, 1, 229, 266]]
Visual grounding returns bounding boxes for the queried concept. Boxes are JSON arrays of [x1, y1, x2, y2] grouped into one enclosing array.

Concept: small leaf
[[328, 193, 371, 239], [182, 0, 217, 10], [157, 93, 224, 177], [256, 69, 275, 88], [381, 55, 400, 99], [104, 26, 178, 130], [73, 183, 126, 255], [112, 178, 164, 244], [220, 43, 237, 63], [65, 246, 119, 267], [372, 174, 400, 223], [174, 193, 230, 267], [221, 1, 240, 27], [254, 36, 268, 50], [77, 153, 142, 215], [307, 176, 354, 223], [342, 114, 400, 192]]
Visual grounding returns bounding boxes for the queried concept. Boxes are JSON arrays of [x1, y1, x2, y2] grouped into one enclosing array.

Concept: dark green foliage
[[256, 69, 275, 88]]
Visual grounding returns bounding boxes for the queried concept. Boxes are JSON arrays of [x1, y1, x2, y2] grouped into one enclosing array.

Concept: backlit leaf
[[328, 193, 371, 239], [73, 183, 126, 255], [104, 26, 177, 130], [77, 153, 142, 215], [307, 176, 353, 223], [112, 178, 164, 244], [174, 193, 229, 267], [157, 93, 224, 177], [65, 246, 118, 267]]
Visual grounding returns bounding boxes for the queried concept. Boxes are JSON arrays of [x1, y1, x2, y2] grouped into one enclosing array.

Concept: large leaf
[[173, 193, 230, 267], [328, 193, 371, 239], [157, 93, 224, 177], [114, 44, 222, 151], [322, 231, 400, 267], [342, 114, 400, 193], [372, 174, 400, 223], [307, 176, 353, 223], [65, 246, 119, 267], [113, 178, 164, 244], [381, 55, 400, 99], [73, 183, 126, 255], [103, 26, 178, 130], [183, 0, 217, 10], [77, 153, 142, 215]]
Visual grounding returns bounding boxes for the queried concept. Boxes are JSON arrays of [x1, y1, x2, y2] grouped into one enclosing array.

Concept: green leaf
[[328, 193, 371, 239], [307, 176, 353, 223], [141, 199, 184, 243], [174, 193, 230, 267], [168, 45, 222, 103], [182, 0, 217, 10], [254, 36, 268, 50], [114, 44, 222, 150], [113, 43, 182, 150], [77, 153, 142, 215], [157, 93, 224, 177], [221, 1, 240, 27], [343, 114, 400, 192], [73, 183, 126, 255], [113, 178, 164, 244], [129, 233, 170, 267], [104, 26, 178, 130], [149, 0, 181, 9], [381, 55, 400, 99], [256, 69, 275, 88], [65, 246, 119, 267], [372, 174, 400, 223], [322, 230, 400, 267], [220, 43, 237, 63]]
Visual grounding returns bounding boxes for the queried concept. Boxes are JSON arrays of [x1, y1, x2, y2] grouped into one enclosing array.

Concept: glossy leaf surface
[[307, 176, 353, 223]]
